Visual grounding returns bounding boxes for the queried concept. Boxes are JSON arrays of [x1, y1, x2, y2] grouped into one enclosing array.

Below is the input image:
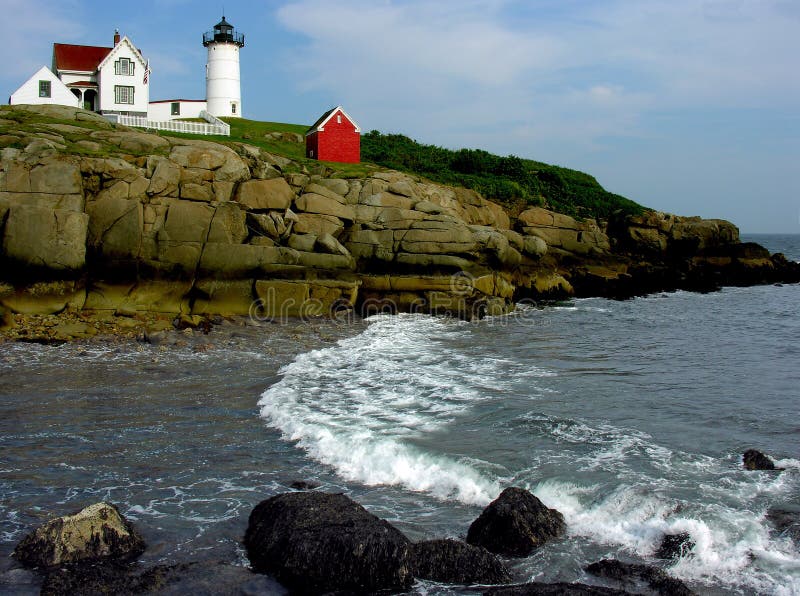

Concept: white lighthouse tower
[[203, 15, 245, 118]]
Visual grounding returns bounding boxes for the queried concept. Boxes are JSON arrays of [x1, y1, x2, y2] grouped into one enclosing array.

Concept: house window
[[39, 80, 51, 98], [231, 102, 237, 115], [337, 114, 341, 124], [171, 102, 180, 116], [114, 85, 135, 104], [115, 58, 134, 76]]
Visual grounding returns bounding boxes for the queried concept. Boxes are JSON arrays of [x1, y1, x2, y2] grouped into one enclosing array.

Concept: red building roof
[[53, 43, 112, 72]]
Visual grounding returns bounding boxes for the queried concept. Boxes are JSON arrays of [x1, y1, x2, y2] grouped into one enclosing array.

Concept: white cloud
[[0, 0, 85, 80]]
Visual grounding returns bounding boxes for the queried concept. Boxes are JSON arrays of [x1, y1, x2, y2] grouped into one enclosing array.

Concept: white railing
[[105, 112, 230, 136]]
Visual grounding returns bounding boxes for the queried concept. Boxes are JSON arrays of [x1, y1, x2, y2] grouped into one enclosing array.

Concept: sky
[[2, 0, 799, 233]]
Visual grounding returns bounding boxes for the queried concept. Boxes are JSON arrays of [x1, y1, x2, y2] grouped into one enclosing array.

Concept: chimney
[[114, 29, 120, 45]]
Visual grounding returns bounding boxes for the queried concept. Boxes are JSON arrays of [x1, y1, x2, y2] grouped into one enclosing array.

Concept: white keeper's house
[[8, 15, 245, 135]]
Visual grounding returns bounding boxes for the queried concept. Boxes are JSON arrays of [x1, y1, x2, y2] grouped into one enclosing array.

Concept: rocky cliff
[[1, 105, 797, 325]]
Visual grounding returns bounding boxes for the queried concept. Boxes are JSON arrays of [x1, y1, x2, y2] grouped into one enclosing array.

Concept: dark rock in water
[[0, 567, 41, 594], [586, 559, 695, 596], [13, 502, 145, 568], [655, 532, 695, 560], [244, 492, 413, 593], [743, 449, 783, 471], [289, 480, 320, 490], [467, 487, 566, 557], [39, 561, 186, 596], [766, 506, 800, 545], [410, 538, 512, 585], [484, 582, 629, 595], [149, 561, 286, 596]]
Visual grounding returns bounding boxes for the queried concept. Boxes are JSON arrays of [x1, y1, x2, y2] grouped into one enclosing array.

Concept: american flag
[[143, 60, 151, 85]]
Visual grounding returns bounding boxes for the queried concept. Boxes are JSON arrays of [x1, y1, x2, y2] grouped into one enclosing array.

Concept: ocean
[[1, 234, 798, 595]]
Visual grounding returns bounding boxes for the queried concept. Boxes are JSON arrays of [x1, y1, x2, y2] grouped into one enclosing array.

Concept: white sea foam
[[258, 314, 503, 505], [530, 451, 800, 594]]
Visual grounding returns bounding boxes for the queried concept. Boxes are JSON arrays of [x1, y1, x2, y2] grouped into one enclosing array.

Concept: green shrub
[[361, 130, 645, 219]]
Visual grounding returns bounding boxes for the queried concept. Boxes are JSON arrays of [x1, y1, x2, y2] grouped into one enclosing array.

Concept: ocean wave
[[258, 314, 503, 505]]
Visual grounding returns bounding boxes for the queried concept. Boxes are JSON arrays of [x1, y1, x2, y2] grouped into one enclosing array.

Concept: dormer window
[[115, 58, 134, 76]]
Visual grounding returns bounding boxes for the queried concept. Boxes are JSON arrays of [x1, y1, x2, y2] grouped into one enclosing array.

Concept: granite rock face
[[2, 104, 798, 321]]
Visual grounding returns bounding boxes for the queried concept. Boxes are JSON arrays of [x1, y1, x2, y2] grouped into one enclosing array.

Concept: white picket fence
[[105, 110, 230, 136]]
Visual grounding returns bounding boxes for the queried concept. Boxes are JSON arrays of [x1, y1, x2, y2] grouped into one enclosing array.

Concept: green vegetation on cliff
[[360, 131, 644, 219], [217, 120, 645, 221]]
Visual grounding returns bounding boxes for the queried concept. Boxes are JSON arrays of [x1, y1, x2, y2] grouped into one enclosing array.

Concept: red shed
[[305, 106, 361, 163]]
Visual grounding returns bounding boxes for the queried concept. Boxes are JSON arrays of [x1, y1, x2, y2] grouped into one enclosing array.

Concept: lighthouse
[[203, 15, 245, 118]]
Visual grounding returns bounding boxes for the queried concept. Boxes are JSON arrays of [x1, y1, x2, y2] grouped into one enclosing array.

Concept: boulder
[[235, 178, 295, 211], [316, 233, 350, 257], [2, 205, 88, 272], [247, 212, 281, 240], [169, 143, 230, 170], [146, 157, 180, 197], [410, 539, 511, 585], [655, 532, 695, 560], [743, 449, 781, 471], [29, 161, 82, 195], [523, 235, 548, 258], [305, 182, 348, 203], [160, 201, 214, 243], [388, 180, 416, 198], [313, 178, 350, 197], [294, 213, 344, 237], [585, 559, 695, 596], [179, 181, 214, 202], [244, 492, 413, 593], [295, 192, 356, 221], [287, 233, 317, 253], [12, 502, 145, 568], [466, 487, 566, 557], [208, 202, 247, 244], [362, 191, 416, 210], [86, 196, 142, 261]]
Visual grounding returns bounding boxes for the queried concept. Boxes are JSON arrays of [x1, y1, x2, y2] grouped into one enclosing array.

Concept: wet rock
[[585, 559, 695, 596], [766, 506, 800, 545], [655, 532, 695, 560], [410, 538, 511, 585], [244, 492, 413, 593], [743, 449, 782, 471], [467, 487, 566, 557], [12, 502, 145, 568], [289, 480, 320, 490], [40, 561, 185, 596], [485, 583, 629, 595], [153, 561, 286, 596]]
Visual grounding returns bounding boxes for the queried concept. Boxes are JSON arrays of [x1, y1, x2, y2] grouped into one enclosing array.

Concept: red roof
[[69, 81, 98, 88], [53, 43, 112, 72]]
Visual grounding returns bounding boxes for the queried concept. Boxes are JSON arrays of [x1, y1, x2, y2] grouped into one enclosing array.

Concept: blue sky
[[2, 0, 799, 233]]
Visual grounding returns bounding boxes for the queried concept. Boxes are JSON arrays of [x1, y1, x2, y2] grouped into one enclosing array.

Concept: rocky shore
[[1, 105, 798, 339], [6, 488, 694, 595], [9, 459, 794, 595]]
